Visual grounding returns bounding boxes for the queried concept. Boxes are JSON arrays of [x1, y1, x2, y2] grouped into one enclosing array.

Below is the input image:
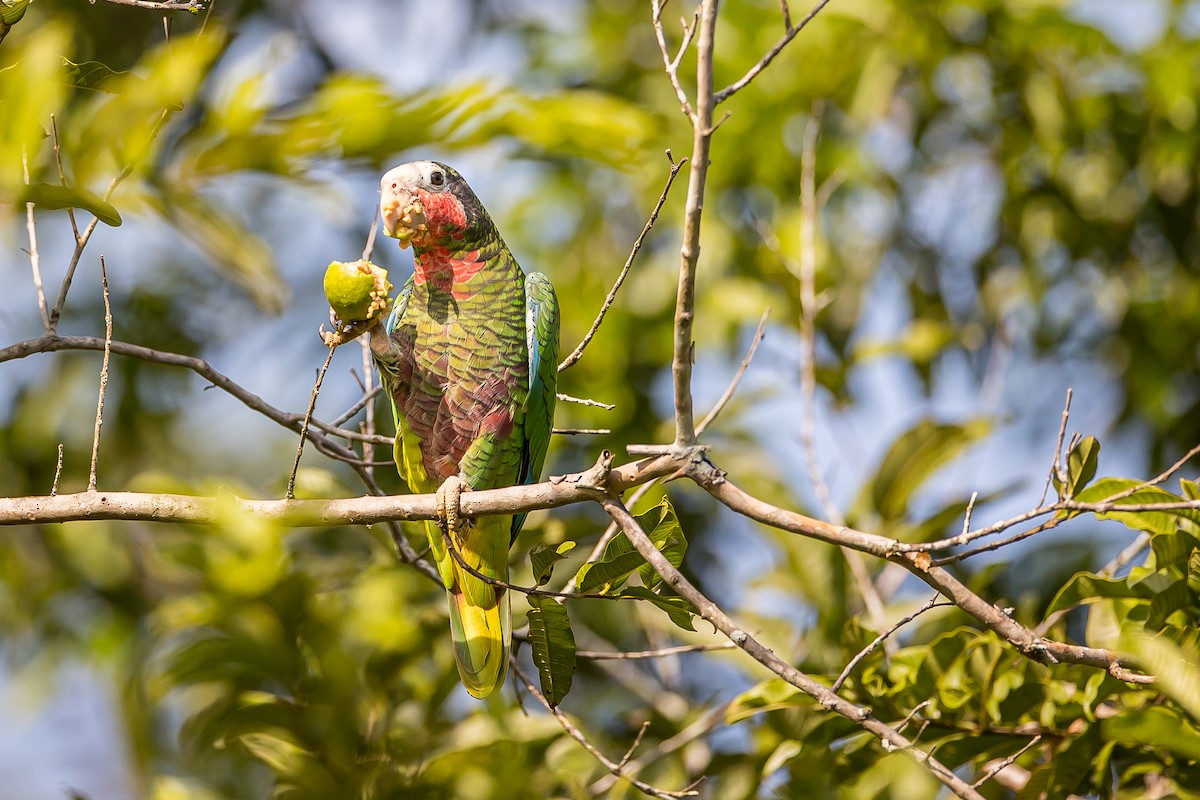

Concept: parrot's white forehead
[[381, 161, 440, 190]]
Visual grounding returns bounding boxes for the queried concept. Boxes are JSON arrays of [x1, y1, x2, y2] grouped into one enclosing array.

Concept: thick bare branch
[[670, 0, 719, 449]]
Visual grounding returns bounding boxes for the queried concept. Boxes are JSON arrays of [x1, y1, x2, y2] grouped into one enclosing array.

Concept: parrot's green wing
[[382, 276, 414, 475], [511, 271, 560, 540]]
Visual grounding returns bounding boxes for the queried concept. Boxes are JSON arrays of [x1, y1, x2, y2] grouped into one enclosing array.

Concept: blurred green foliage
[[1, 1, 1200, 798]]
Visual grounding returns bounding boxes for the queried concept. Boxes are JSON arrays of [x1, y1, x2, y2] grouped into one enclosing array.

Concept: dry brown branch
[[21, 147, 50, 331], [100, 0, 205, 11], [669, 0, 718, 450], [511, 660, 700, 799], [712, 0, 834, 105], [287, 344, 337, 499], [696, 473, 1153, 681], [576, 642, 735, 660], [1040, 389, 1074, 504], [832, 594, 950, 692], [590, 701, 730, 796], [600, 496, 990, 800], [695, 309, 770, 433], [559, 153, 687, 372], [557, 392, 615, 410], [88, 258, 113, 492], [793, 108, 892, 649], [650, 0, 699, 121]]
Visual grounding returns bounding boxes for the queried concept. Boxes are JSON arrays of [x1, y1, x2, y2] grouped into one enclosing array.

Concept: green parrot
[[368, 161, 559, 698]]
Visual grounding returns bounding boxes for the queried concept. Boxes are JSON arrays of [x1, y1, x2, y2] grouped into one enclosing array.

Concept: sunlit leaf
[[616, 587, 698, 632], [61, 59, 136, 94], [1046, 572, 1149, 616], [726, 678, 816, 724], [1101, 705, 1200, 759], [529, 541, 576, 587], [1122, 633, 1200, 721], [526, 596, 576, 707], [852, 418, 992, 525], [19, 182, 122, 226], [572, 497, 686, 594], [1071, 478, 1200, 536]]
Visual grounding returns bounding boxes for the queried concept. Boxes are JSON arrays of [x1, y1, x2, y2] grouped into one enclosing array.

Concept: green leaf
[[1016, 726, 1099, 800], [1072, 478, 1200, 536], [529, 541, 575, 587], [61, 59, 136, 94], [634, 498, 687, 590], [1151, 530, 1199, 572], [572, 497, 685, 594], [616, 587, 698, 632], [1046, 572, 1150, 616], [1121, 633, 1200, 721], [19, 182, 122, 226], [1060, 435, 1101, 499], [526, 596, 576, 707], [853, 418, 992, 524], [0, 0, 32, 26], [726, 678, 816, 723], [1189, 548, 1200, 596], [1101, 704, 1200, 760], [1145, 579, 1196, 630]]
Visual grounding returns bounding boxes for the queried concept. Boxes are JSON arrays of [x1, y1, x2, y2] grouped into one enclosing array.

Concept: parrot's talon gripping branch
[[435, 475, 467, 540]]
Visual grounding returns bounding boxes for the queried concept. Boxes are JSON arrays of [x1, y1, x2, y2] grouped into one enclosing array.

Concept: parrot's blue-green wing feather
[[379, 276, 415, 481], [511, 271, 559, 541]]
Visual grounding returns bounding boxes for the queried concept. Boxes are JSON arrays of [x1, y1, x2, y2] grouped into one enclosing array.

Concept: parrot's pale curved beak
[[380, 185, 428, 249]]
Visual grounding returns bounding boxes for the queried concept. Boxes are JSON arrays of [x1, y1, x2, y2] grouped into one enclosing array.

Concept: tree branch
[[712, 0, 833, 105], [600, 495, 991, 800], [669, 0, 719, 450], [559, 152, 687, 372]]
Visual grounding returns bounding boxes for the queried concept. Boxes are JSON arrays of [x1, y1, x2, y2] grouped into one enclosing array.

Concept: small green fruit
[[323, 259, 392, 322]]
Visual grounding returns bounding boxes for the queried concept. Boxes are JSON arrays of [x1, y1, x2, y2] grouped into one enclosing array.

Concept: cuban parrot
[[368, 160, 559, 698]]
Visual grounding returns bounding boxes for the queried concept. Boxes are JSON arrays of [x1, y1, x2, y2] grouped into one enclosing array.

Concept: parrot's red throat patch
[[412, 246, 487, 298]]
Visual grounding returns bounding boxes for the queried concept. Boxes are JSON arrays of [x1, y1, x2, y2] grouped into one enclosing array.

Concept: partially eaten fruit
[[323, 259, 392, 322]]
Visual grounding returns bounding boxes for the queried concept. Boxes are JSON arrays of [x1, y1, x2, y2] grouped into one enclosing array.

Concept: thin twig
[[590, 701, 729, 796], [651, 0, 699, 121], [1040, 389, 1074, 504], [618, 721, 652, 769], [331, 385, 383, 427], [52, 444, 64, 496], [88, 259, 113, 492], [577, 641, 736, 660], [695, 309, 769, 433], [49, 111, 170, 331], [832, 595, 950, 692], [554, 428, 611, 436], [358, 340, 377, 482], [557, 393, 615, 410], [287, 346, 337, 499], [712, 0, 834, 105], [512, 660, 700, 799], [971, 736, 1043, 789], [21, 148, 50, 331], [100, 0, 205, 11], [792, 109, 892, 650], [559, 152, 687, 372]]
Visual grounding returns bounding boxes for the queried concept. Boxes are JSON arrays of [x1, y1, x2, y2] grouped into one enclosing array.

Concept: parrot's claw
[[319, 315, 381, 348], [436, 475, 468, 543]]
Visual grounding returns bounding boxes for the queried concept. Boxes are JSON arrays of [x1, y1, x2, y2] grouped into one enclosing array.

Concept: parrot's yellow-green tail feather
[[448, 585, 510, 698]]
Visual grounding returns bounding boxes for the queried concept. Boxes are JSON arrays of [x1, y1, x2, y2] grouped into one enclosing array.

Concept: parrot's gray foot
[[319, 315, 381, 348], [436, 475, 468, 542]]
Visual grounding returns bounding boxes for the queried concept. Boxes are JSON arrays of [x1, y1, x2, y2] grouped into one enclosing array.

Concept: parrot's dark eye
[[430, 169, 446, 187]]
